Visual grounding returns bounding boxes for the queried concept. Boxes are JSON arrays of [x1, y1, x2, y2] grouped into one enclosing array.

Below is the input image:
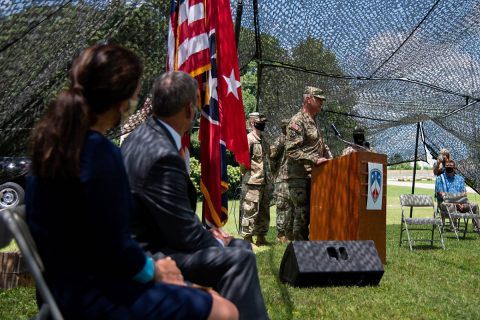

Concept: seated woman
[[26, 44, 237, 320]]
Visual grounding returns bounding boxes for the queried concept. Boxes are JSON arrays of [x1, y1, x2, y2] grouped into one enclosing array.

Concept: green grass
[[2, 184, 480, 319]]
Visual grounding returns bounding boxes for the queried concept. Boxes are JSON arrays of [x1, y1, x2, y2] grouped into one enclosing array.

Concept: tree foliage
[[0, 1, 170, 155]]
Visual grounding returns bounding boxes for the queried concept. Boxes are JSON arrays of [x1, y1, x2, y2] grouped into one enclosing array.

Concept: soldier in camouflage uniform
[[285, 86, 332, 240], [270, 119, 293, 243], [341, 127, 374, 156], [241, 112, 271, 246]]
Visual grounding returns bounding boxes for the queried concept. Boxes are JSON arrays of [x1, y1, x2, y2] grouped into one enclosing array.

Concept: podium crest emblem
[[369, 168, 382, 203]]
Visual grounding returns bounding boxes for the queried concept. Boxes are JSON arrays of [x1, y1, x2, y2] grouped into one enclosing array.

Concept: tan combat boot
[[256, 235, 272, 246], [243, 235, 254, 244], [276, 233, 289, 244]]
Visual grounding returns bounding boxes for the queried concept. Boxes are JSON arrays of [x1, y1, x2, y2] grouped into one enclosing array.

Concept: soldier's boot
[[276, 233, 288, 244], [293, 232, 306, 241], [256, 235, 272, 246], [286, 231, 294, 241], [243, 235, 254, 243]]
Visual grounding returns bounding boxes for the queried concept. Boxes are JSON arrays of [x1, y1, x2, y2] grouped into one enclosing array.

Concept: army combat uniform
[[286, 107, 331, 240], [341, 127, 374, 156], [270, 121, 294, 242], [341, 145, 373, 156], [241, 127, 271, 240]]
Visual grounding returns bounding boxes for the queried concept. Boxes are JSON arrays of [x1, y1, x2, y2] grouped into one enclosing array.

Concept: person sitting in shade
[[341, 127, 374, 156], [435, 160, 479, 231]]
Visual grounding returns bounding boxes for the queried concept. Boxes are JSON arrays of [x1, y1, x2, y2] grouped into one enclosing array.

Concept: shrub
[[189, 156, 242, 199], [189, 157, 202, 199]]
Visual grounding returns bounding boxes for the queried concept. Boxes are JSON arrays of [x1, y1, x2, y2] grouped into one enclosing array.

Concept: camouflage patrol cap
[[304, 86, 326, 100], [248, 112, 267, 122]]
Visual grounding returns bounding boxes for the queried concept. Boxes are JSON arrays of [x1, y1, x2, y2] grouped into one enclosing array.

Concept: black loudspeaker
[[279, 240, 384, 287]]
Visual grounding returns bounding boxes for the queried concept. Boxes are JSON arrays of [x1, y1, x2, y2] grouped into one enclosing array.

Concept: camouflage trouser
[[241, 184, 270, 237], [288, 178, 311, 240], [275, 181, 293, 236]]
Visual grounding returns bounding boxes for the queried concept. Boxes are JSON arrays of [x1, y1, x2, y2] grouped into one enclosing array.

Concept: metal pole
[[234, 0, 244, 48], [252, 0, 262, 60], [410, 122, 420, 217]]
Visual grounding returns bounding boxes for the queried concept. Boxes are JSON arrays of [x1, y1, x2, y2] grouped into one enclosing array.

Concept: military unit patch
[[289, 123, 300, 132]]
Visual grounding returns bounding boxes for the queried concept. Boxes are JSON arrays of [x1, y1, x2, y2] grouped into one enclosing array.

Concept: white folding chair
[[399, 194, 445, 251], [0, 206, 63, 320], [438, 198, 480, 240]]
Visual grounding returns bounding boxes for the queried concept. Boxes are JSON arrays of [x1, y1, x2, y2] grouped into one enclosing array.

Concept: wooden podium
[[309, 151, 387, 264]]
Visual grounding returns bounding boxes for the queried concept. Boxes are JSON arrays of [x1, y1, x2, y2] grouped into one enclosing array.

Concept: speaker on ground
[[279, 240, 384, 287]]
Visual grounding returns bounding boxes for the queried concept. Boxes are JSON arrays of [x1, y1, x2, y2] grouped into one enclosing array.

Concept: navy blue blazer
[[26, 130, 213, 319]]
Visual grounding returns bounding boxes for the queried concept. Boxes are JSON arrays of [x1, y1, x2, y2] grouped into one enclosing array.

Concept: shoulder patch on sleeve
[[289, 123, 300, 132]]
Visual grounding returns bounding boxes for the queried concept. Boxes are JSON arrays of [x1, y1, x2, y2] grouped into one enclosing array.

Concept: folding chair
[[0, 206, 63, 320], [399, 194, 445, 251], [438, 197, 480, 240]]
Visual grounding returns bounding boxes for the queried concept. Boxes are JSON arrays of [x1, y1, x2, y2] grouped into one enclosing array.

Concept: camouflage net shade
[[1, 0, 480, 191]]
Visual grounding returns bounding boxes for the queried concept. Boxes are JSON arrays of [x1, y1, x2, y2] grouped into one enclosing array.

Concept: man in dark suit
[[122, 71, 269, 320]]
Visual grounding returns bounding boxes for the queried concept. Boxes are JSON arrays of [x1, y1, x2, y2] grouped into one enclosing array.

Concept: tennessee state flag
[[167, 0, 249, 227]]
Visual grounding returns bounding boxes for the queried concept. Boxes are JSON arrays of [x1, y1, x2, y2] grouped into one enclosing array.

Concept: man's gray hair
[[151, 71, 198, 117]]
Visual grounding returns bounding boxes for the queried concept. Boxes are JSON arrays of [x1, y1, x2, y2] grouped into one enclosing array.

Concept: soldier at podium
[[285, 86, 332, 240]]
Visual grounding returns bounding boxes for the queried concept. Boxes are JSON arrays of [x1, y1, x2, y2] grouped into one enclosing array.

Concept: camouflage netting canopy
[[1, 0, 480, 190]]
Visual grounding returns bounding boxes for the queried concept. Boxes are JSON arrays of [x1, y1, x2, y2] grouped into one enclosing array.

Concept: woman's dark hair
[[31, 44, 143, 178]]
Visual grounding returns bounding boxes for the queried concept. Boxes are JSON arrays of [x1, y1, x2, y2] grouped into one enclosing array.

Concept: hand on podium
[[315, 157, 330, 166]]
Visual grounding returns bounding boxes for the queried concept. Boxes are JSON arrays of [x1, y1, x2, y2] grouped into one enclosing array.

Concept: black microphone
[[331, 123, 341, 137]]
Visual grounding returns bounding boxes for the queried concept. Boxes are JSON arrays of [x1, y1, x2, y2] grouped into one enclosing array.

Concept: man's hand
[[210, 227, 233, 246], [315, 157, 330, 165], [154, 257, 185, 286]]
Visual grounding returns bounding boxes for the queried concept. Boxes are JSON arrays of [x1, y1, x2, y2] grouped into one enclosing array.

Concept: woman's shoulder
[[84, 131, 118, 154], [82, 131, 122, 174]]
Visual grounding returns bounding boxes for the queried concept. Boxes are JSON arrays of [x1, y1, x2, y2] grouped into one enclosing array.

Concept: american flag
[[167, 0, 210, 76], [167, 0, 249, 227]]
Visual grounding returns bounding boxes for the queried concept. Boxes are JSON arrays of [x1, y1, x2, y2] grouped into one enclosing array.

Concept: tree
[[0, 1, 170, 154]]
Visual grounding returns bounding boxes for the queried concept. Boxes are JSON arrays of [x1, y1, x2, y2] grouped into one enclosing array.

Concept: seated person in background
[[26, 44, 237, 319], [435, 160, 479, 230], [341, 127, 374, 156], [121, 71, 269, 320], [433, 148, 451, 176]]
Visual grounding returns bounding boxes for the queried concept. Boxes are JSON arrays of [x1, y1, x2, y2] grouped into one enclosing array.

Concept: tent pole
[[410, 122, 420, 217], [234, 0, 243, 48]]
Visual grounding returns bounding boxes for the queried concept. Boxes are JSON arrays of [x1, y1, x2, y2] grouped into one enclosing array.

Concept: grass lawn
[[2, 184, 480, 319]]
